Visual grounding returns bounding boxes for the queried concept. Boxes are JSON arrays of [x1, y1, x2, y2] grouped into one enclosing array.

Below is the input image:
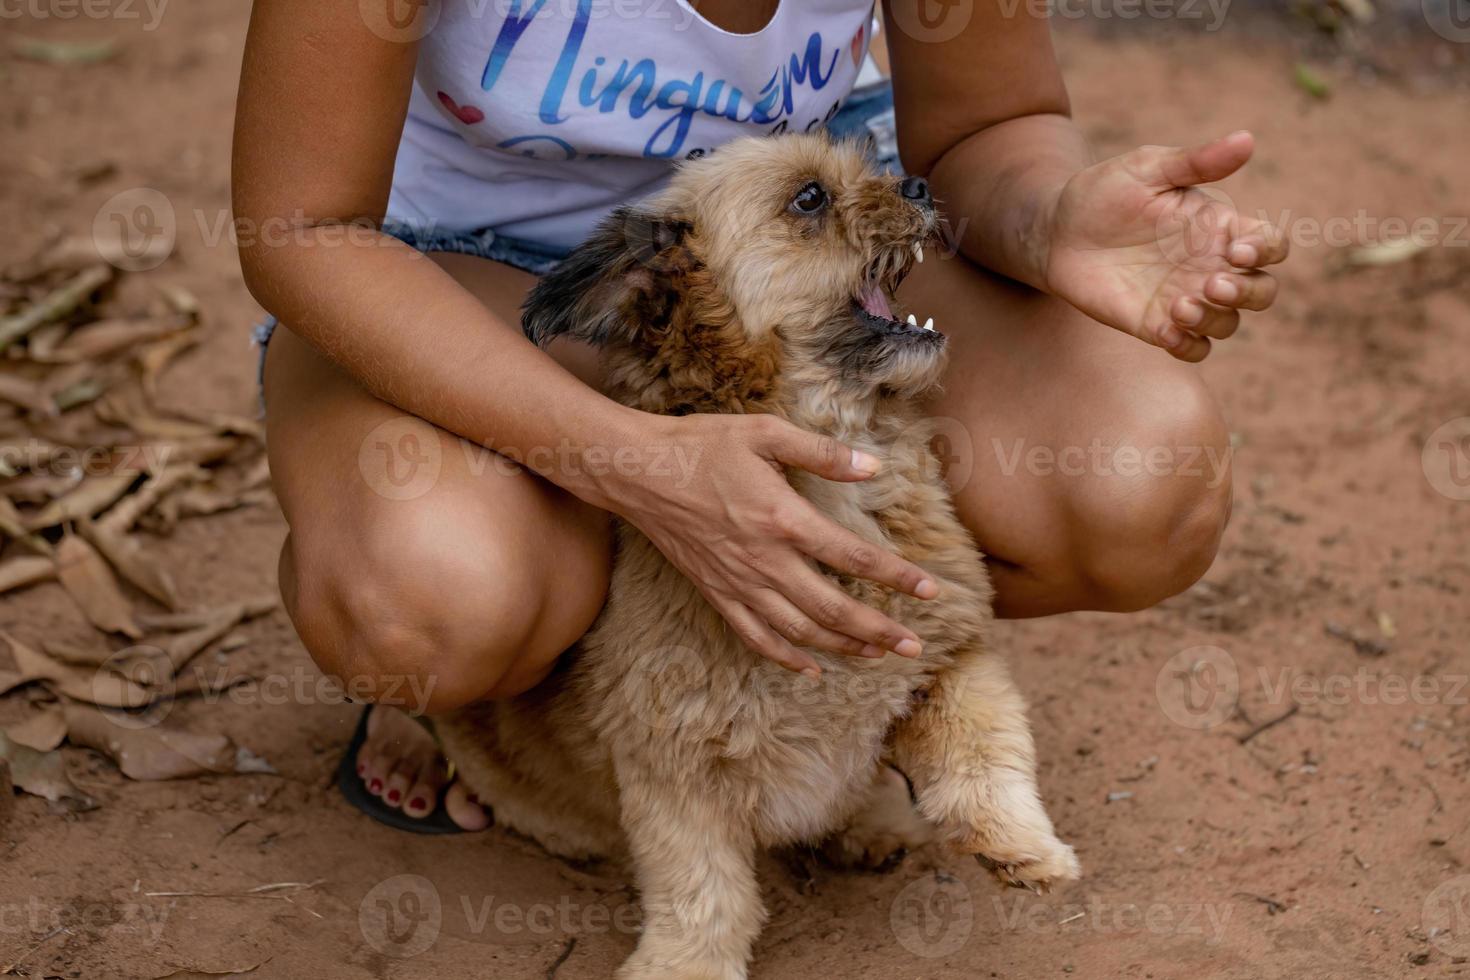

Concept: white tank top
[[387, 0, 877, 248]]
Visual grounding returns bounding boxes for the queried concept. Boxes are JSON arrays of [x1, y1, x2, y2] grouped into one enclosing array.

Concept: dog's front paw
[[970, 834, 1080, 895]]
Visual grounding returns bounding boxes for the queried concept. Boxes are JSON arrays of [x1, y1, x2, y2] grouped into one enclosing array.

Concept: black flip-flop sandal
[[336, 706, 468, 835]]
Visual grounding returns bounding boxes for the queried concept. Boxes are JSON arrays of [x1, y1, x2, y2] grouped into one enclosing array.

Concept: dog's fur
[[435, 133, 1079, 980]]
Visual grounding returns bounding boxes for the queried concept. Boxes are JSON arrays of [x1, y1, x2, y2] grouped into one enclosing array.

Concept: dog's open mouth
[[851, 245, 941, 338]]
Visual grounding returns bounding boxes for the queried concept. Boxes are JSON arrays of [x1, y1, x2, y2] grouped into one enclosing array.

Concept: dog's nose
[[900, 176, 932, 206]]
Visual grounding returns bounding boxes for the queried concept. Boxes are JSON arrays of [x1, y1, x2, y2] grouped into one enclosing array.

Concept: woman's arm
[[881, 0, 1287, 359], [233, 0, 938, 673], [233, 0, 636, 480], [882, 0, 1080, 290]]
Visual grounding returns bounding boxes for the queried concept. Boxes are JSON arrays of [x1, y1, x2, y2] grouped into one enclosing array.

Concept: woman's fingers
[[1205, 271, 1278, 312], [1146, 130, 1254, 190], [793, 581, 922, 657], [756, 416, 882, 482], [780, 500, 938, 600], [1155, 319, 1213, 362], [749, 588, 881, 660], [1171, 296, 1241, 339], [715, 594, 821, 676], [1228, 222, 1290, 268]]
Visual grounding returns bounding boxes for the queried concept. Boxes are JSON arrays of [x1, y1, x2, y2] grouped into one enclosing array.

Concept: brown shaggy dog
[[435, 133, 1079, 980]]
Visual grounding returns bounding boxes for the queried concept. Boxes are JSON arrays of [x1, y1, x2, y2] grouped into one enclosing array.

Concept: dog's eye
[[790, 181, 828, 215]]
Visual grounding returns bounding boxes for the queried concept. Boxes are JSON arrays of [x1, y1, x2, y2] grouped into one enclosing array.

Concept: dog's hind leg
[[890, 652, 1080, 893], [614, 763, 763, 980]]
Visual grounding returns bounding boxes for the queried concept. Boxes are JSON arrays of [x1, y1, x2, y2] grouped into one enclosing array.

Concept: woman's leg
[[901, 255, 1233, 618], [263, 253, 611, 828]]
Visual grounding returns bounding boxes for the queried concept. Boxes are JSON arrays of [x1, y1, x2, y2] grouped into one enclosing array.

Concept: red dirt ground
[[2, 4, 1468, 979]]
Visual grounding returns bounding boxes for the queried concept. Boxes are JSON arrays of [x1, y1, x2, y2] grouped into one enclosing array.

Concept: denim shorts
[[252, 81, 898, 381]]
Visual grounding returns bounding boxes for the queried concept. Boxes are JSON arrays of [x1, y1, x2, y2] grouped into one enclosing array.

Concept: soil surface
[[2, 5, 1469, 979]]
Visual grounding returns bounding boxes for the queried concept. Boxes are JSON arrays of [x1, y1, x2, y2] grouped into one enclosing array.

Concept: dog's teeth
[[922, 317, 935, 332], [913, 243, 924, 264], [906, 314, 918, 326]]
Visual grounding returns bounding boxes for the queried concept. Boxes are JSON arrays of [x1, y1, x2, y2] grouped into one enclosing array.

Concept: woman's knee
[[279, 508, 610, 712], [1069, 370, 1232, 611]]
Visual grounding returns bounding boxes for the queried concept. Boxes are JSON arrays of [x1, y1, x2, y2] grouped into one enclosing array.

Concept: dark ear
[[521, 206, 693, 349]]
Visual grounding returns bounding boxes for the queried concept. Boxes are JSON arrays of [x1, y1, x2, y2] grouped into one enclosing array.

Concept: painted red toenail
[[370, 779, 383, 793], [409, 798, 427, 811], [387, 789, 401, 803]]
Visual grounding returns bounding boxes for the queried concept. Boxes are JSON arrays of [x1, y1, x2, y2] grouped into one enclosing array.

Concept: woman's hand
[[591, 413, 940, 676], [1043, 130, 1289, 361]]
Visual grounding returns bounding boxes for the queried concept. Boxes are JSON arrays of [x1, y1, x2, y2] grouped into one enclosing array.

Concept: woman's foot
[[354, 705, 491, 831]]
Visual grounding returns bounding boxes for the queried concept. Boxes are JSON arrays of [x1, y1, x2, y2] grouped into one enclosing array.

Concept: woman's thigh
[[262, 253, 612, 710], [900, 255, 1233, 617]]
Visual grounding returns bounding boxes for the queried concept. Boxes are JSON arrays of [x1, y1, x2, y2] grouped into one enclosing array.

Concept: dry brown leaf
[[138, 595, 278, 632], [170, 485, 273, 521], [0, 555, 55, 594], [0, 263, 113, 351], [0, 495, 52, 555], [95, 464, 203, 534], [166, 407, 265, 443], [34, 314, 194, 364], [128, 437, 239, 477], [108, 413, 218, 443], [6, 708, 66, 752], [173, 663, 252, 699], [0, 731, 97, 810], [0, 437, 65, 477], [25, 320, 69, 360], [156, 284, 200, 320], [78, 516, 180, 609], [24, 470, 136, 529], [40, 638, 115, 668], [0, 374, 53, 416], [55, 534, 142, 638], [0, 631, 152, 707], [2, 469, 83, 505], [64, 704, 236, 780], [160, 608, 248, 675], [136, 333, 201, 401]]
